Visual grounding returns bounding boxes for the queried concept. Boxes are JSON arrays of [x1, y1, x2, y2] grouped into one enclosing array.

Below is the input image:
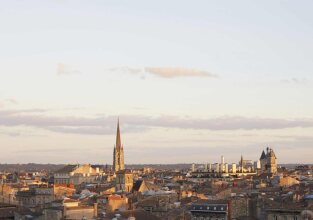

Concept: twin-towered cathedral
[[260, 147, 277, 174], [113, 119, 125, 173]]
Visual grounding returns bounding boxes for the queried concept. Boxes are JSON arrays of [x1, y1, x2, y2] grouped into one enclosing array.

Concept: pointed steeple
[[240, 155, 244, 173], [260, 150, 266, 160], [116, 117, 121, 149], [113, 118, 125, 172]]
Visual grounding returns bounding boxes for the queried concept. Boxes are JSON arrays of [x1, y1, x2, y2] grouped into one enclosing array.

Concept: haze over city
[[1, 0, 313, 164]]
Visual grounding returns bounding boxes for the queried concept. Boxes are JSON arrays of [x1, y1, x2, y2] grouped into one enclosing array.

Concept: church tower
[[260, 147, 277, 174], [113, 119, 125, 173], [266, 147, 277, 174], [260, 150, 267, 171]]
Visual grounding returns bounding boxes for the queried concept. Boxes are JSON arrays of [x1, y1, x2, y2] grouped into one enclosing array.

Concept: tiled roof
[[116, 169, 132, 174], [133, 180, 143, 192], [191, 202, 228, 213], [55, 165, 77, 174], [66, 205, 94, 210], [105, 210, 161, 220], [0, 207, 15, 218]]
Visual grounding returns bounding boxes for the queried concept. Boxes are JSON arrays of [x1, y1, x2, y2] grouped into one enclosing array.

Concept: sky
[[0, 0, 313, 164]]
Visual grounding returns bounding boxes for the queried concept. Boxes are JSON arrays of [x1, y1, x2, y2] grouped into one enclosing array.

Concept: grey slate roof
[[54, 165, 77, 174], [260, 150, 266, 160]]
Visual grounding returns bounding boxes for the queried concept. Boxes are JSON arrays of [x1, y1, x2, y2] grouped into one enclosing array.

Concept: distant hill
[[126, 164, 192, 170], [0, 163, 65, 172], [0, 163, 311, 172]]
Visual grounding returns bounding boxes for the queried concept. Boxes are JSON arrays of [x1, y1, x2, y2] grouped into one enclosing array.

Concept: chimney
[[93, 203, 98, 218], [228, 200, 231, 220], [63, 206, 67, 219]]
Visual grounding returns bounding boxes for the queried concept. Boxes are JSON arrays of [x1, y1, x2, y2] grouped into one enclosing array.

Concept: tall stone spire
[[240, 155, 244, 173], [113, 118, 125, 173], [116, 118, 121, 149]]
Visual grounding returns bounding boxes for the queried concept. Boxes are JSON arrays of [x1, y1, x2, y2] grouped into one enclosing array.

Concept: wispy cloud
[[144, 67, 217, 78], [106, 66, 217, 79], [57, 63, 81, 76], [106, 66, 142, 74], [5, 98, 18, 105], [0, 109, 312, 135], [0, 98, 19, 108], [281, 77, 308, 84]]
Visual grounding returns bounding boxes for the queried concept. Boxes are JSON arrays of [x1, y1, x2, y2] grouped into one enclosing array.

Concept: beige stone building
[[0, 183, 27, 205], [16, 186, 54, 209], [15, 200, 98, 220], [53, 184, 75, 199], [266, 208, 302, 220], [115, 169, 133, 193], [63, 203, 98, 220], [107, 194, 128, 212], [54, 164, 102, 186]]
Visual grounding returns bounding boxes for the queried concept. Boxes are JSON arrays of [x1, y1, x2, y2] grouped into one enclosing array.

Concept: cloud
[[57, 63, 81, 75], [106, 67, 142, 74], [0, 109, 313, 135], [106, 66, 217, 79], [124, 115, 313, 130], [5, 98, 18, 105], [0, 98, 19, 108], [144, 67, 217, 78], [281, 77, 308, 84]]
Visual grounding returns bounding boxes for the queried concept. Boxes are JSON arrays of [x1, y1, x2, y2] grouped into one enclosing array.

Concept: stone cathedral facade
[[113, 119, 125, 173]]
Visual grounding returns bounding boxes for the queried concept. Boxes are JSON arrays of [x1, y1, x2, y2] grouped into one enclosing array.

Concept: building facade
[[190, 201, 228, 220], [115, 170, 133, 193], [16, 186, 54, 209], [54, 164, 102, 185]]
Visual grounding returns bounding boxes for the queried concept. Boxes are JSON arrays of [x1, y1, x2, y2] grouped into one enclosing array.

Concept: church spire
[[116, 117, 121, 149], [113, 118, 125, 172]]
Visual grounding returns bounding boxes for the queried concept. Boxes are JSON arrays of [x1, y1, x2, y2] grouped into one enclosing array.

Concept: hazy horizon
[[1, 0, 313, 164]]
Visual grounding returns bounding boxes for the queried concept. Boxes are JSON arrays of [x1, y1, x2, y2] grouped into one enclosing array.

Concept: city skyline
[[1, 0, 313, 164]]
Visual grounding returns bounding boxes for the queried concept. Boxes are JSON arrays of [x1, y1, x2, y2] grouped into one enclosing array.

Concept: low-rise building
[[16, 186, 54, 209], [190, 200, 228, 220], [54, 164, 103, 186], [107, 194, 128, 212]]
